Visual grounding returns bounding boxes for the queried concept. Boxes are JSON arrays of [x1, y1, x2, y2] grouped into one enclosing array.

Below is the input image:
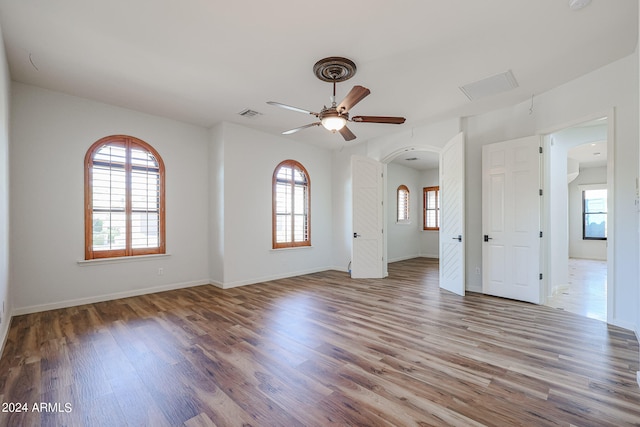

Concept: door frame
[[539, 108, 614, 323]]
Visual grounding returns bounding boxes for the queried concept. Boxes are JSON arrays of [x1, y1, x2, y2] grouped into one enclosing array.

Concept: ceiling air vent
[[459, 70, 519, 101], [238, 108, 263, 118]]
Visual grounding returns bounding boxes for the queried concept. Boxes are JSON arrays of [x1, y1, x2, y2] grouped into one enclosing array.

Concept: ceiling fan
[[267, 57, 406, 141]]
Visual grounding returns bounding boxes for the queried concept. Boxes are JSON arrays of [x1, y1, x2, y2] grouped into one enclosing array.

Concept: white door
[[482, 136, 542, 304], [351, 155, 384, 278], [439, 132, 465, 296]]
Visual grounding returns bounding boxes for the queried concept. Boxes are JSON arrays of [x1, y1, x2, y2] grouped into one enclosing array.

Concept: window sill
[[396, 221, 412, 225], [270, 246, 314, 252], [77, 253, 171, 266]]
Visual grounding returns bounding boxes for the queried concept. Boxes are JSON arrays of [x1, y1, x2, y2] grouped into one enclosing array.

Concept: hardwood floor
[[546, 258, 607, 322], [0, 258, 639, 426]]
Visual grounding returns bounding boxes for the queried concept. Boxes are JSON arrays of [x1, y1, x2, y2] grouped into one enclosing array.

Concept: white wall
[[386, 163, 421, 262], [464, 52, 638, 330], [10, 83, 211, 313], [420, 168, 440, 258], [569, 167, 607, 260], [0, 24, 11, 348], [212, 122, 334, 288]]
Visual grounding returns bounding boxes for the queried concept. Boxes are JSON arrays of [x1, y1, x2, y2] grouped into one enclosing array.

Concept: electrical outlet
[[475, 267, 481, 275], [158, 268, 164, 276]]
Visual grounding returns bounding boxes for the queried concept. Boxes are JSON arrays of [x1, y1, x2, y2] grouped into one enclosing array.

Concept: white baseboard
[[609, 317, 637, 333], [211, 266, 334, 289], [12, 279, 210, 316], [388, 254, 439, 263], [0, 308, 11, 361]]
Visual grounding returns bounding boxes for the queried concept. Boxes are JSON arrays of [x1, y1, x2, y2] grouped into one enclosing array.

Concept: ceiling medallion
[[313, 57, 357, 82]]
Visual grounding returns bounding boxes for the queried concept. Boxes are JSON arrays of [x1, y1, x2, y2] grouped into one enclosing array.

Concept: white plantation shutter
[[397, 185, 409, 222], [85, 135, 165, 259], [423, 186, 440, 230], [273, 160, 310, 248]]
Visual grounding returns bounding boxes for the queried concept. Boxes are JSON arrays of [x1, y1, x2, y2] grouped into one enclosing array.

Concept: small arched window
[[273, 160, 310, 249], [397, 185, 410, 222], [85, 135, 165, 259]]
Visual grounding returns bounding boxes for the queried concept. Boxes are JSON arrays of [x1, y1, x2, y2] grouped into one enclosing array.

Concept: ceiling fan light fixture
[[320, 108, 347, 132], [321, 115, 347, 132]]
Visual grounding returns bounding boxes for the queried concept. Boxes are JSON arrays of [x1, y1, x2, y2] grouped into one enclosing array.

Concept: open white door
[[439, 132, 465, 296], [351, 155, 384, 278], [482, 136, 542, 304]]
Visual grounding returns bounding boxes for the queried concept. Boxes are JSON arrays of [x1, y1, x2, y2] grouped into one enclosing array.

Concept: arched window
[[273, 160, 310, 249], [397, 185, 410, 222], [85, 135, 165, 259]]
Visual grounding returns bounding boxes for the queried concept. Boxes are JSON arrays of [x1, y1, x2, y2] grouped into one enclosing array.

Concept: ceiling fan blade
[[267, 101, 319, 117], [282, 122, 321, 135], [337, 85, 370, 113], [338, 126, 356, 141], [351, 116, 406, 124]]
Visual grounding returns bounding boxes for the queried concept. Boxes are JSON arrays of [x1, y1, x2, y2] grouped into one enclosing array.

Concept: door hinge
[[539, 146, 543, 154], [539, 231, 543, 238], [539, 273, 543, 280], [539, 189, 543, 196]]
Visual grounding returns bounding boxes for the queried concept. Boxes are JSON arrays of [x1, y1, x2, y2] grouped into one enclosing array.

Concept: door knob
[[353, 232, 361, 238], [452, 235, 462, 242], [484, 235, 493, 242]]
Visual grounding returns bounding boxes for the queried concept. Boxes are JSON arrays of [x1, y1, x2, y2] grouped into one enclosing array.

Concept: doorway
[[385, 149, 440, 264], [543, 116, 610, 322]]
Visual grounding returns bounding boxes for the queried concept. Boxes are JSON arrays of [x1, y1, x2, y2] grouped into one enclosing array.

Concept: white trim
[[12, 279, 208, 315], [77, 253, 171, 266], [0, 308, 11, 365], [387, 254, 420, 263], [608, 317, 636, 333], [211, 266, 333, 289]]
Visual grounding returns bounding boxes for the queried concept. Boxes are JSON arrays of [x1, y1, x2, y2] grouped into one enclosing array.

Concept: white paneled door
[[482, 136, 542, 304], [351, 155, 384, 278], [439, 132, 465, 296]]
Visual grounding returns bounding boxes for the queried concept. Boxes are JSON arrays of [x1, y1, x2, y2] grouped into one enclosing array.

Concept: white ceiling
[[0, 1, 637, 149], [568, 140, 607, 168], [566, 118, 608, 169], [391, 150, 440, 171]]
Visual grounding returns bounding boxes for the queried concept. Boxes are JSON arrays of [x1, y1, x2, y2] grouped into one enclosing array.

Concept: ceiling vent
[[569, 0, 591, 11], [459, 70, 519, 101], [238, 108, 263, 118]]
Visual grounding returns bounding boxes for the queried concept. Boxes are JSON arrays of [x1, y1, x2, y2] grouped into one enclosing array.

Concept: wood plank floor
[[0, 258, 639, 426]]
